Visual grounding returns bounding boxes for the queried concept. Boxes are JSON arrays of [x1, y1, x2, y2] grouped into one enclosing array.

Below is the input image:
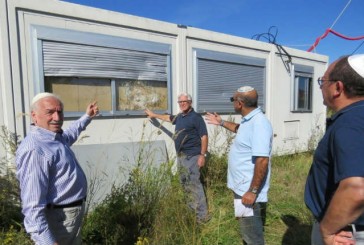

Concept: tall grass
[[0, 126, 32, 244], [147, 152, 314, 245], [265, 153, 313, 245], [0, 124, 316, 245]]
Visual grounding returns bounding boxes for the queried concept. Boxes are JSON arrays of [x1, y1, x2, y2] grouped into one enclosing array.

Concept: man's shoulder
[[16, 134, 49, 157], [188, 109, 204, 118], [253, 112, 272, 125]]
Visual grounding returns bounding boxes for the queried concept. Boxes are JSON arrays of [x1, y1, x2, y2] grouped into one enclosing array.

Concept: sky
[[61, 0, 364, 63]]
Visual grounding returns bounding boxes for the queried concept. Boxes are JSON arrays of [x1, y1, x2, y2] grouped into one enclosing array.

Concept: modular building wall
[[0, 0, 328, 193]]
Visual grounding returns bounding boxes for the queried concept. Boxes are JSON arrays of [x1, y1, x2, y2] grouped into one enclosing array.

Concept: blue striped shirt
[[16, 114, 90, 245]]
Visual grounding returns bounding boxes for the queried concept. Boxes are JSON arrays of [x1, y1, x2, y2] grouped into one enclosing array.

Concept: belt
[[343, 224, 364, 232], [46, 197, 86, 209]]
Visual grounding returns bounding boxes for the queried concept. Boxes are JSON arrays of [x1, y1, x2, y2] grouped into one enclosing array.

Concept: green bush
[[0, 127, 31, 244], [82, 162, 172, 244], [0, 126, 22, 230], [0, 226, 32, 245], [0, 172, 22, 229]]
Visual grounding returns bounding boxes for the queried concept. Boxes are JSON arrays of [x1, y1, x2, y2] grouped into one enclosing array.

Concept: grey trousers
[[43, 202, 85, 245], [177, 154, 209, 221]]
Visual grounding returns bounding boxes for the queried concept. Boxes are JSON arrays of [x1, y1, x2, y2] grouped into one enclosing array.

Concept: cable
[[307, 29, 364, 52], [351, 41, 364, 55], [307, 0, 355, 52], [329, 0, 351, 29], [252, 26, 292, 73]]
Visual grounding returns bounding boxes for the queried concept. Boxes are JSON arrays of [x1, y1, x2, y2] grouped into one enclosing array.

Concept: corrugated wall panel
[[43, 41, 168, 81], [197, 58, 265, 113]]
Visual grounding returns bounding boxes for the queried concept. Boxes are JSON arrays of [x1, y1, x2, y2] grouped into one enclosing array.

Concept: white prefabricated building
[[0, 0, 328, 196]]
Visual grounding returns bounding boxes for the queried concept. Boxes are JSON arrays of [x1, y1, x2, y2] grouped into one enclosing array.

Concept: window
[[33, 26, 171, 117], [293, 64, 313, 112], [45, 77, 168, 116], [116, 79, 168, 111], [45, 77, 112, 113], [194, 49, 266, 113]]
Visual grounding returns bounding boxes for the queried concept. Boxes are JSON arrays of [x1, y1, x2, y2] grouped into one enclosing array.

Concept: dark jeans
[[235, 192, 266, 245]]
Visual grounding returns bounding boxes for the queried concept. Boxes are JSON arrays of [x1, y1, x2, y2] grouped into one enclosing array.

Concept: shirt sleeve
[[16, 149, 56, 245], [62, 114, 91, 146], [196, 114, 208, 137]]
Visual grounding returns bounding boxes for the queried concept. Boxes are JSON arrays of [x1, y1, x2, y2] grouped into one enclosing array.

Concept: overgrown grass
[[0, 125, 315, 245], [265, 153, 313, 245], [0, 127, 32, 244], [147, 152, 314, 245], [84, 150, 312, 245]]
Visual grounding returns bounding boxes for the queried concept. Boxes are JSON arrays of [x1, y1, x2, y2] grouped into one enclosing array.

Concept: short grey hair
[[31, 92, 63, 111], [178, 92, 192, 101]]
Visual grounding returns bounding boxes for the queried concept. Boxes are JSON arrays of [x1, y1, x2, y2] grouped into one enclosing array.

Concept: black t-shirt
[[170, 108, 207, 156]]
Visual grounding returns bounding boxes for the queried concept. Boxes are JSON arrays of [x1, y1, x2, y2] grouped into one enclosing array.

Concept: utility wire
[[308, 0, 354, 52], [329, 0, 351, 29], [351, 41, 364, 55], [252, 26, 292, 73]]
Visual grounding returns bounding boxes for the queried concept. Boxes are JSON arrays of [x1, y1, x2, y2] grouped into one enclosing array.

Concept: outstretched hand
[[205, 112, 222, 125], [145, 108, 155, 118], [86, 101, 99, 118]]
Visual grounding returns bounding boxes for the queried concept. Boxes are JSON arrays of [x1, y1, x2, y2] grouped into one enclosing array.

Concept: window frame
[[193, 48, 266, 113], [291, 64, 314, 113], [31, 25, 172, 117]]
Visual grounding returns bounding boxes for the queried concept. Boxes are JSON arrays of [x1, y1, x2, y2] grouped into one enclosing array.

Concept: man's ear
[[31, 111, 36, 124], [332, 81, 344, 98]]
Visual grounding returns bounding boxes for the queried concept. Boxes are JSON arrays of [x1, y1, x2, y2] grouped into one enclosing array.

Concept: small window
[[292, 64, 313, 112], [294, 76, 312, 111]]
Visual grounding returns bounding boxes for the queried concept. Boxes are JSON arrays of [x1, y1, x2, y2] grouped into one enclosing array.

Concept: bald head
[[328, 54, 364, 98], [235, 86, 258, 108]]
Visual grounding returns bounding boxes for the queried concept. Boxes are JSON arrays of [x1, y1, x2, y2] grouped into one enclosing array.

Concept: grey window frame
[[193, 49, 266, 113], [292, 64, 313, 112], [31, 25, 172, 117]]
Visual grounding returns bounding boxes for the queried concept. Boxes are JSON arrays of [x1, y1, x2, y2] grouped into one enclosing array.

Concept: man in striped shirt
[[16, 92, 99, 245]]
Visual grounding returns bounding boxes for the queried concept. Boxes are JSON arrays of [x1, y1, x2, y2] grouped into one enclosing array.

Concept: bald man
[[16, 92, 99, 245], [205, 86, 273, 245]]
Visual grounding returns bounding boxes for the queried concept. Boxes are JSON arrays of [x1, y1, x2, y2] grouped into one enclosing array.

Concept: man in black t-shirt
[[145, 92, 209, 224]]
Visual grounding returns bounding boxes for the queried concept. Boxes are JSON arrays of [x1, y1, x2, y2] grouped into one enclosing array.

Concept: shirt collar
[[241, 107, 262, 123], [181, 107, 194, 117], [30, 124, 63, 141], [329, 100, 364, 124]]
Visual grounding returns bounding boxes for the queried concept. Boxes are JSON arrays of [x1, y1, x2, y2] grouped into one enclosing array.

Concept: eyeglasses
[[230, 97, 239, 102], [177, 100, 191, 104], [317, 77, 338, 86]]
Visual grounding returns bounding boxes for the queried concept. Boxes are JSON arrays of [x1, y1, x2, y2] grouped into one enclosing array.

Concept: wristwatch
[[200, 153, 207, 157], [248, 187, 259, 194]]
